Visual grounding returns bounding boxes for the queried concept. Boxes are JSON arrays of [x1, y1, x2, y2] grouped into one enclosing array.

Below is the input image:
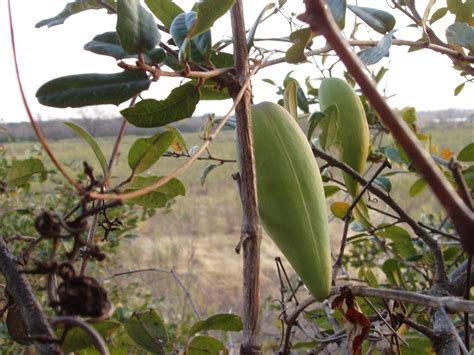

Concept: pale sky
[[1, 0, 472, 123]]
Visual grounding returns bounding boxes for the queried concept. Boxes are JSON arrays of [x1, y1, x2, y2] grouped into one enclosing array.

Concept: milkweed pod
[[319, 78, 369, 197], [250, 102, 331, 301]]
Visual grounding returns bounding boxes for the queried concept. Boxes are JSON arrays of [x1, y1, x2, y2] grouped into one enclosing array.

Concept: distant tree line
[[0, 108, 471, 142]]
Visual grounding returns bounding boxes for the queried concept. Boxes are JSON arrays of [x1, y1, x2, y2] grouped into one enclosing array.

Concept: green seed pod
[[319, 78, 369, 197], [251, 102, 331, 301]]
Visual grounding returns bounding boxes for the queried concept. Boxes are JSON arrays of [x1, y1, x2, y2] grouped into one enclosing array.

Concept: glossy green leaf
[[458, 143, 474, 162], [187, 0, 236, 39], [286, 27, 312, 64], [446, 22, 474, 50], [35, 0, 114, 28], [348, 5, 396, 34], [121, 83, 200, 128], [124, 309, 168, 354], [377, 225, 411, 244], [188, 314, 243, 337], [84, 32, 132, 60], [84, 32, 166, 64], [328, 0, 346, 29], [430, 7, 448, 24], [144, 0, 184, 28], [128, 131, 176, 174], [247, 3, 276, 50], [187, 335, 226, 354], [283, 80, 298, 119], [307, 111, 326, 141], [170, 12, 212, 63], [409, 177, 427, 196], [36, 71, 150, 108], [117, 0, 161, 54], [358, 30, 393, 65], [125, 176, 186, 208], [64, 122, 108, 175], [6, 158, 46, 187], [60, 321, 121, 353]]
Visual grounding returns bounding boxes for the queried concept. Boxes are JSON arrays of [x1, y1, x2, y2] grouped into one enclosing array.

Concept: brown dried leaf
[[6, 304, 32, 345], [332, 287, 370, 355]]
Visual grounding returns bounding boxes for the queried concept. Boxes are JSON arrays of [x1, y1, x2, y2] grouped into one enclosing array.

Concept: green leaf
[[196, 81, 230, 100], [324, 185, 340, 198], [429, 7, 448, 24], [328, 0, 347, 29], [187, 0, 236, 39], [84, 32, 132, 60], [188, 314, 243, 337], [401, 106, 417, 125], [117, 0, 161, 54], [209, 51, 235, 68], [458, 143, 474, 162], [64, 122, 108, 175], [121, 83, 200, 128], [170, 12, 212, 63], [36, 71, 150, 108], [377, 225, 411, 244], [358, 30, 393, 65], [454, 82, 465, 96], [307, 111, 326, 141], [462, 165, 474, 188], [6, 158, 46, 187], [128, 131, 176, 174], [124, 309, 168, 354], [187, 335, 227, 355], [409, 177, 427, 196], [447, 0, 474, 23], [373, 176, 391, 193], [200, 164, 221, 187], [247, 4, 275, 50], [60, 321, 122, 353], [285, 27, 312, 64], [382, 259, 405, 288], [35, 0, 114, 28], [348, 5, 396, 34], [446, 22, 474, 51], [144, 0, 184, 28], [330, 201, 350, 219], [125, 176, 186, 208], [283, 80, 298, 119]]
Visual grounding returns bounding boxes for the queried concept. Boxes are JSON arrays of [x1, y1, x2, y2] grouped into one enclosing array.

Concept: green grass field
[[4, 121, 472, 327]]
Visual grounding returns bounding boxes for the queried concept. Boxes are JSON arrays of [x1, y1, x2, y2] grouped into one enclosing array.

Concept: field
[[4, 121, 472, 337]]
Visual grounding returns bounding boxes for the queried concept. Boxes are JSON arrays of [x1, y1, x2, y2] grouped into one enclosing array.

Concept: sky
[[1, 0, 472, 123]]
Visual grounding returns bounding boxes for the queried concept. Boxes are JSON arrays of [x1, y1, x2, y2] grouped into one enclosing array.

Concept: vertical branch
[[230, 1, 262, 353], [0, 238, 60, 354]]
